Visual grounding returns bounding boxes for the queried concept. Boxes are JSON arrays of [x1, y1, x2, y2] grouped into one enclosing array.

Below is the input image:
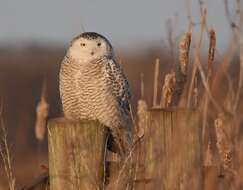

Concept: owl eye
[[80, 43, 86, 47], [97, 42, 101, 47]]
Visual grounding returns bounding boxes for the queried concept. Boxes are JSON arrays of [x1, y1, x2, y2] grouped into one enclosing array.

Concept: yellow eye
[[80, 43, 86, 47], [97, 42, 101, 47]]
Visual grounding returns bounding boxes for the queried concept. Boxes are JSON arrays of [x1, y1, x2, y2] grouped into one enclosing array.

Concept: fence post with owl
[[48, 118, 108, 190]]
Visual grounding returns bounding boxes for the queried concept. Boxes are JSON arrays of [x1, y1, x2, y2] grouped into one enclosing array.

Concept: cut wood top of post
[[149, 107, 198, 113], [48, 118, 105, 127]]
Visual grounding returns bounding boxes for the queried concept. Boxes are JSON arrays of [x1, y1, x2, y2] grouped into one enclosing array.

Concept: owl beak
[[91, 51, 95, 56]]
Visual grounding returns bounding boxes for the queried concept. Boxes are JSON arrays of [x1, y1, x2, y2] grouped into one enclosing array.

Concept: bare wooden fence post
[[48, 118, 108, 190], [137, 109, 202, 190]]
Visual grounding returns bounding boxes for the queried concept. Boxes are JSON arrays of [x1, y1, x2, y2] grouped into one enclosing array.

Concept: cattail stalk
[[202, 29, 216, 155], [152, 58, 160, 108], [187, 9, 206, 109], [192, 76, 199, 108], [233, 9, 243, 113], [140, 73, 145, 99], [203, 140, 213, 167]]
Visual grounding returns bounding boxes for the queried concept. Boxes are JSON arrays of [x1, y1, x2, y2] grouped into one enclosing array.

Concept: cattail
[[153, 58, 160, 108], [214, 114, 234, 173], [137, 100, 148, 138], [172, 32, 191, 106], [179, 32, 191, 75], [207, 29, 216, 78], [137, 73, 148, 137], [35, 80, 49, 141], [160, 72, 176, 107]]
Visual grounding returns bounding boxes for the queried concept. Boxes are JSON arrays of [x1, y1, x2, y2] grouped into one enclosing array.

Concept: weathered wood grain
[[48, 118, 108, 190], [138, 109, 202, 190]]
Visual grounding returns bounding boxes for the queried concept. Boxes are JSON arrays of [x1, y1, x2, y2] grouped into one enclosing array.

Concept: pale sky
[[0, 0, 237, 50]]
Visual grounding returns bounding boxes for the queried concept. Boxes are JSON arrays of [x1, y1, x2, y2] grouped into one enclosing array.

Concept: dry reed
[[187, 8, 206, 109], [192, 78, 199, 108], [202, 29, 216, 163], [0, 112, 16, 190], [233, 9, 243, 113], [203, 140, 213, 167], [166, 18, 176, 68], [152, 58, 160, 108]]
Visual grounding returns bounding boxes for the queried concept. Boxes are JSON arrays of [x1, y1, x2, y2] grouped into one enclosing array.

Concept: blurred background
[[0, 0, 238, 189]]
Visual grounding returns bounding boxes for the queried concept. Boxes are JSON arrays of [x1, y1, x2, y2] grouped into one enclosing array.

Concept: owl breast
[[59, 56, 125, 128]]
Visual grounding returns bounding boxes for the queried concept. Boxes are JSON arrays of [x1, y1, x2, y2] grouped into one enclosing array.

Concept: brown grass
[[0, 111, 16, 190]]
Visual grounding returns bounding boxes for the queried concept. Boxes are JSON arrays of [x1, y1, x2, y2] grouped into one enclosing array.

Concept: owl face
[[68, 32, 113, 63]]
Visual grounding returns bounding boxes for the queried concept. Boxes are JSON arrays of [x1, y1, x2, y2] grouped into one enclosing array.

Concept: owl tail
[[110, 130, 130, 158], [110, 118, 134, 159], [106, 124, 135, 189]]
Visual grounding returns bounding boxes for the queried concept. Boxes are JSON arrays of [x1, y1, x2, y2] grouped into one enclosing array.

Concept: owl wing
[[104, 57, 131, 113]]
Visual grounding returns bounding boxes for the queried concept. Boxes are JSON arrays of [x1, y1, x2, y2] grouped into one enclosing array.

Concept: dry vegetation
[[0, 1, 243, 190]]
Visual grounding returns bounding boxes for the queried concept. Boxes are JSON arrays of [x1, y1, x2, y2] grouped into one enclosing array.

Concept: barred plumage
[[59, 32, 133, 155]]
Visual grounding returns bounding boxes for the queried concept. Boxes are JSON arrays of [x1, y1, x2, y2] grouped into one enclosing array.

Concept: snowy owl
[[59, 32, 133, 155]]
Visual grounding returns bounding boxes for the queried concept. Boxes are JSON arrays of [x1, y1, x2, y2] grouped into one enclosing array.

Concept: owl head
[[68, 32, 113, 63]]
